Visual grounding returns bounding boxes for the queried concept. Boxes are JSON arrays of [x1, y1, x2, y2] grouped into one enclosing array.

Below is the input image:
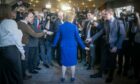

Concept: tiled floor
[[24, 63, 136, 84]]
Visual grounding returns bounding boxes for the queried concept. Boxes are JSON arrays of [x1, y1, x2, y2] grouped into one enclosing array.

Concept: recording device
[[127, 13, 137, 21], [120, 12, 137, 22]]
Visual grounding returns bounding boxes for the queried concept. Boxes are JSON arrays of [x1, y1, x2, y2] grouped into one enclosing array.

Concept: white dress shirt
[[0, 19, 25, 55]]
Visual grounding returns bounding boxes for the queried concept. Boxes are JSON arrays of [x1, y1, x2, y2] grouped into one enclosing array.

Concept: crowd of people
[[0, 1, 140, 84]]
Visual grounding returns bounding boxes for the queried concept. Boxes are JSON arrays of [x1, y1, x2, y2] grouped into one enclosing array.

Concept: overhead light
[[69, 0, 72, 3], [35, 0, 39, 3], [61, 3, 71, 11], [33, 4, 36, 7], [57, 0, 61, 2], [93, 4, 96, 7], [56, 9, 59, 12], [88, 0, 92, 1], [46, 3, 52, 9], [29, 2, 32, 5], [82, 2, 85, 5], [93, 17, 97, 21], [30, 0, 33, 2]]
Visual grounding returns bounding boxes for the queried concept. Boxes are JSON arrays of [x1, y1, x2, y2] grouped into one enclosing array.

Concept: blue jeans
[[39, 40, 52, 65], [45, 41, 52, 65], [27, 47, 39, 72], [39, 40, 47, 65]]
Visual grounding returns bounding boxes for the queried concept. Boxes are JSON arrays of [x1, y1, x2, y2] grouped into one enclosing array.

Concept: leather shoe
[[71, 78, 75, 82], [60, 78, 65, 82], [30, 70, 38, 74], [23, 75, 32, 80], [35, 67, 41, 70], [105, 77, 113, 83], [86, 66, 91, 70], [43, 64, 50, 68], [90, 73, 102, 78]]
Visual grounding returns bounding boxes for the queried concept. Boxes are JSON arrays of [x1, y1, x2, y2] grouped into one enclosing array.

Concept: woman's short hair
[[64, 11, 75, 22], [22, 12, 33, 20], [0, 4, 12, 21]]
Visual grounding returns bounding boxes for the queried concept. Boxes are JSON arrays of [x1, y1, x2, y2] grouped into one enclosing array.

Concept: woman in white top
[[0, 4, 24, 84]]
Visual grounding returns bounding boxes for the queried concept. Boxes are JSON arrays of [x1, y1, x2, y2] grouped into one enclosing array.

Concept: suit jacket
[[82, 20, 98, 41], [54, 18, 63, 33], [27, 23, 40, 47], [17, 21, 44, 45], [91, 18, 126, 49], [45, 21, 55, 42]]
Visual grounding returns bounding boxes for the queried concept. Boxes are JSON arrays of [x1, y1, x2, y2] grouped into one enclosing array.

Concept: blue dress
[[53, 22, 85, 66]]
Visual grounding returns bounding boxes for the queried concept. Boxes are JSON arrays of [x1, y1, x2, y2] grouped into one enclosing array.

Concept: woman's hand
[[136, 12, 139, 18], [21, 53, 25, 60], [47, 31, 54, 35], [85, 47, 90, 51], [85, 38, 92, 44], [110, 47, 117, 53]]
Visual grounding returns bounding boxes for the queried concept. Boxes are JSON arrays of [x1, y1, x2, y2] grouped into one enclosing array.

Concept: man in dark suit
[[53, 11, 64, 66], [82, 12, 97, 70], [88, 8, 126, 83], [44, 15, 55, 67]]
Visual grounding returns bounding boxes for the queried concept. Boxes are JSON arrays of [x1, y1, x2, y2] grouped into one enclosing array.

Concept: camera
[[127, 13, 137, 22]]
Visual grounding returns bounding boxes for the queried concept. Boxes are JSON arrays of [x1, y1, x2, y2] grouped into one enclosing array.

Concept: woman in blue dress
[[53, 11, 89, 82]]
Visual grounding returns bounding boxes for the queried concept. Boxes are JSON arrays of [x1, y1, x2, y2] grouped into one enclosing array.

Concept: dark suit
[[53, 18, 64, 65], [82, 20, 98, 67], [90, 18, 125, 81], [103, 18, 125, 80]]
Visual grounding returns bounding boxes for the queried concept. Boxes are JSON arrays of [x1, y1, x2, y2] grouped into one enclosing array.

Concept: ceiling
[[3, 0, 132, 11], [25, 0, 106, 11], [0, 0, 106, 11]]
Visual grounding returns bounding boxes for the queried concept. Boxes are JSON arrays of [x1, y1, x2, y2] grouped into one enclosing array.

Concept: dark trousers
[[89, 44, 96, 68], [117, 40, 132, 74], [45, 41, 52, 65], [100, 44, 109, 72], [28, 47, 39, 72], [133, 42, 140, 80], [54, 46, 61, 65], [40, 41, 53, 65], [0, 45, 23, 84], [39, 40, 47, 64], [22, 46, 29, 78], [99, 44, 117, 77]]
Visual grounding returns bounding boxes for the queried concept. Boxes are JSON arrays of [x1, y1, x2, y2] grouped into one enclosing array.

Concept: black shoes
[[71, 78, 75, 82], [23, 75, 32, 80], [60, 78, 75, 82], [86, 66, 91, 70], [90, 73, 102, 78], [35, 67, 41, 70], [117, 69, 122, 76], [43, 64, 50, 68], [105, 77, 113, 83], [60, 78, 65, 82], [84, 63, 88, 66], [30, 70, 38, 74]]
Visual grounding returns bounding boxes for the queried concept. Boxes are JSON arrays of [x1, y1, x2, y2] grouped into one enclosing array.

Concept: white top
[[0, 19, 25, 55]]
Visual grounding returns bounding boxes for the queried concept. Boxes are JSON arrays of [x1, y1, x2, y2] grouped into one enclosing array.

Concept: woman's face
[[27, 13, 34, 23]]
